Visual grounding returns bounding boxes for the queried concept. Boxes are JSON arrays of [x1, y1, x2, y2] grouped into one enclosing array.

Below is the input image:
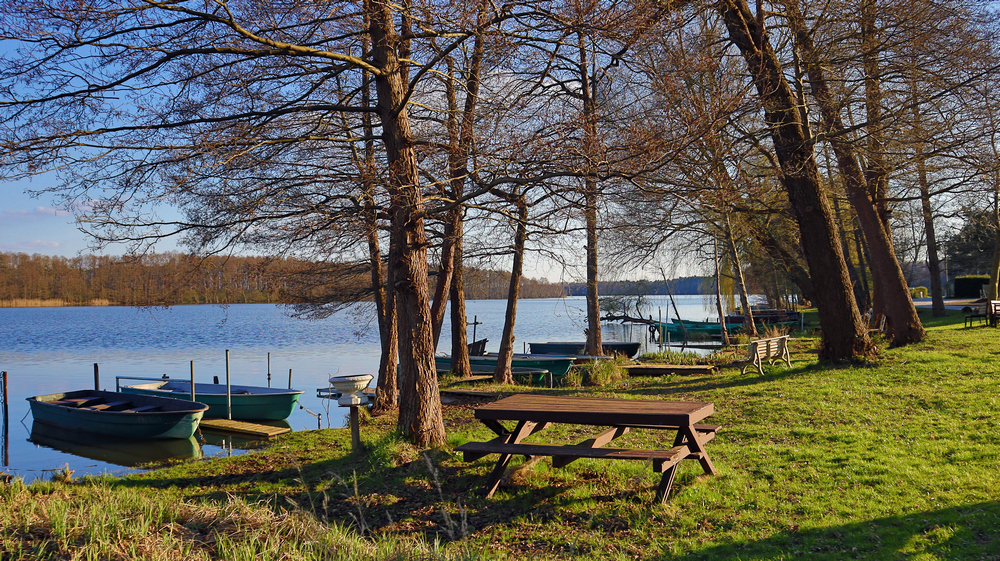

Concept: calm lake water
[[0, 294, 720, 480]]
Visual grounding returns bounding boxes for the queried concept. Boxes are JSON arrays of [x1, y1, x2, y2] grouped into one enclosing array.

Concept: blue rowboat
[[28, 389, 208, 440], [435, 353, 575, 377], [121, 381, 303, 421]]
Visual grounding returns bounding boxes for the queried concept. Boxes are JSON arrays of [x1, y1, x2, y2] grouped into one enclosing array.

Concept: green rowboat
[[121, 381, 303, 420], [28, 389, 208, 440]]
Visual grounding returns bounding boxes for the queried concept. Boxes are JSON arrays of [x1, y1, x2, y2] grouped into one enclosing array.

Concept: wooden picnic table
[[455, 394, 720, 503]]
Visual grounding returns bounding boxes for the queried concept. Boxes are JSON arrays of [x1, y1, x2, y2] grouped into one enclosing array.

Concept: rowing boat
[[27, 389, 208, 439], [120, 381, 303, 420]]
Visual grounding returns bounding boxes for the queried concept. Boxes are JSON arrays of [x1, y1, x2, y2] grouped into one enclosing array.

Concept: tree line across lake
[[0, 252, 568, 307]]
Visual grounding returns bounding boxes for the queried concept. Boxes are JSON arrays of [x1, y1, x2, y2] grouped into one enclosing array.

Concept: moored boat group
[[27, 379, 305, 455]]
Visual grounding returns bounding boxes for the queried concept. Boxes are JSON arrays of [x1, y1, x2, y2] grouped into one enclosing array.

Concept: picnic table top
[[474, 394, 714, 427]]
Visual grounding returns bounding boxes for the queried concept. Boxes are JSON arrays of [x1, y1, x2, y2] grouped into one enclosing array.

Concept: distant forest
[[0, 252, 567, 306], [563, 277, 710, 297]]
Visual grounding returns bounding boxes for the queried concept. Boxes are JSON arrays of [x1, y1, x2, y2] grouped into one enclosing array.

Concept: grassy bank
[[3, 309, 1000, 559]]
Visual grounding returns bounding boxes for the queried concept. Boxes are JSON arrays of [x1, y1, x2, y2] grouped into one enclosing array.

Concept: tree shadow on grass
[[659, 500, 1000, 561], [111, 441, 562, 537]]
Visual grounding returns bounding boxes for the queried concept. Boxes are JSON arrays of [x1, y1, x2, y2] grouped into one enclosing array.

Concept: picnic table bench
[[455, 394, 720, 504], [740, 335, 791, 376]]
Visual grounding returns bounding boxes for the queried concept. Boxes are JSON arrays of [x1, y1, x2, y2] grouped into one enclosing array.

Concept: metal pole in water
[[267, 352, 271, 388], [190, 361, 196, 402], [93, 363, 99, 391], [225, 349, 232, 420]]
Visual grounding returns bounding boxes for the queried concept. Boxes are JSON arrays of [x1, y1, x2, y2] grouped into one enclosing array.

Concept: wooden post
[[190, 361, 196, 402], [1, 371, 8, 430], [225, 349, 232, 420], [267, 352, 271, 388], [288, 368, 292, 390], [93, 363, 99, 391], [350, 406, 361, 453], [2, 371, 7, 468]]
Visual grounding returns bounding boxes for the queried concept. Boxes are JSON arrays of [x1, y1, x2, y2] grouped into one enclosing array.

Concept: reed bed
[[0, 298, 111, 308]]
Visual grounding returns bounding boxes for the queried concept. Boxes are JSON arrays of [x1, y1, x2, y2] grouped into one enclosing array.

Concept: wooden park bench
[[740, 335, 791, 376], [964, 300, 1000, 328]]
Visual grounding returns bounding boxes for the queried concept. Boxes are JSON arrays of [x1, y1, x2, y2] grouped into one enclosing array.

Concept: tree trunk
[[449, 226, 471, 378], [990, 180, 1000, 299], [365, 192, 398, 414], [714, 236, 731, 345], [915, 137, 945, 316], [577, 28, 603, 357], [368, 0, 445, 447], [725, 216, 757, 337], [716, 0, 873, 360], [360, 20, 398, 414], [493, 194, 528, 384], [787, 2, 925, 346]]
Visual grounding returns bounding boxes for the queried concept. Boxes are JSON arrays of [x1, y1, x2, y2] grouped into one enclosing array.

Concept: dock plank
[[623, 364, 717, 376], [199, 419, 290, 438]]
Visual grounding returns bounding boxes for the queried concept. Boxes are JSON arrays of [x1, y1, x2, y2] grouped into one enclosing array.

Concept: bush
[[954, 275, 990, 298], [574, 359, 626, 387], [910, 286, 928, 299]]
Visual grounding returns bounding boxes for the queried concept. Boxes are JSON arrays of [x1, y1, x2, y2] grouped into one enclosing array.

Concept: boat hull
[[435, 354, 574, 377], [121, 382, 303, 420], [528, 341, 641, 358], [27, 389, 208, 440]]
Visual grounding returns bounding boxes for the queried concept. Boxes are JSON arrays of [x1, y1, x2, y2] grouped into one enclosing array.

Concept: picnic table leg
[[482, 420, 538, 498], [654, 424, 719, 503], [655, 429, 689, 503], [680, 424, 718, 476]]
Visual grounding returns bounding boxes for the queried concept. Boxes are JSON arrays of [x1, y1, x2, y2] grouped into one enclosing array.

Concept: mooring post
[[225, 349, 232, 420], [93, 363, 99, 391], [288, 368, 292, 390], [267, 352, 271, 388], [1, 371, 7, 468], [349, 406, 361, 452], [190, 361, 196, 402], [1, 371, 8, 429]]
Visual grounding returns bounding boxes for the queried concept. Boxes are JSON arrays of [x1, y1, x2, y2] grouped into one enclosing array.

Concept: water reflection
[[29, 422, 202, 468]]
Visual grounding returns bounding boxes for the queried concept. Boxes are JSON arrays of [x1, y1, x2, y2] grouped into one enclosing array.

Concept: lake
[[0, 294, 722, 480]]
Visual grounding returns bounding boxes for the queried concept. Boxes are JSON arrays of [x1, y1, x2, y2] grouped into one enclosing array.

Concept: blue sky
[[0, 178, 91, 256]]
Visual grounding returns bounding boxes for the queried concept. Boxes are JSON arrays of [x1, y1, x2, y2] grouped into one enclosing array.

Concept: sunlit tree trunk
[[788, 1, 924, 346], [725, 216, 757, 337], [494, 194, 528, 384], [716, 0, 873, 360], [368, 0, 445, 446]]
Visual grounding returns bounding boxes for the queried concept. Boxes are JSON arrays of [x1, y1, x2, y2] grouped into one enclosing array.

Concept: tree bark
[[577, 27, 604, 357], [714, 236, 731, 345], [359, 18, 398, 414], [913, 113, 945, 315], [725, 216, 757, 337], [368, 0, 445, 447], [716, 0, 873, 360], [493, 194, 528, 384], [787, 1, 924, 346]]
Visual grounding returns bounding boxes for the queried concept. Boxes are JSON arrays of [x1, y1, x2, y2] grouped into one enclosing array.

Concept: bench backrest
[[749, 335, 788, 358]]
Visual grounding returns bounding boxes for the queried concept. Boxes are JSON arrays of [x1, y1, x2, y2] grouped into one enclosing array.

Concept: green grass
[[4, 308, 1000, 559]]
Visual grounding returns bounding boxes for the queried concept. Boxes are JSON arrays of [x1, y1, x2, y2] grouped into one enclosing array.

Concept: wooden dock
[[623, 364, 717, 376], [199, 419, 290, 438]]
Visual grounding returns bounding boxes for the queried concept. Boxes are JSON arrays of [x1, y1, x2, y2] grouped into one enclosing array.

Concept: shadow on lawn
[[664, 500, 1000, 560], [112, 442, 560, 536]]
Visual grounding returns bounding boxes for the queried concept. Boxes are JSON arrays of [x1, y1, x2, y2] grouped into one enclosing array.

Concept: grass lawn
[[3, 308, 1000, 560]]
